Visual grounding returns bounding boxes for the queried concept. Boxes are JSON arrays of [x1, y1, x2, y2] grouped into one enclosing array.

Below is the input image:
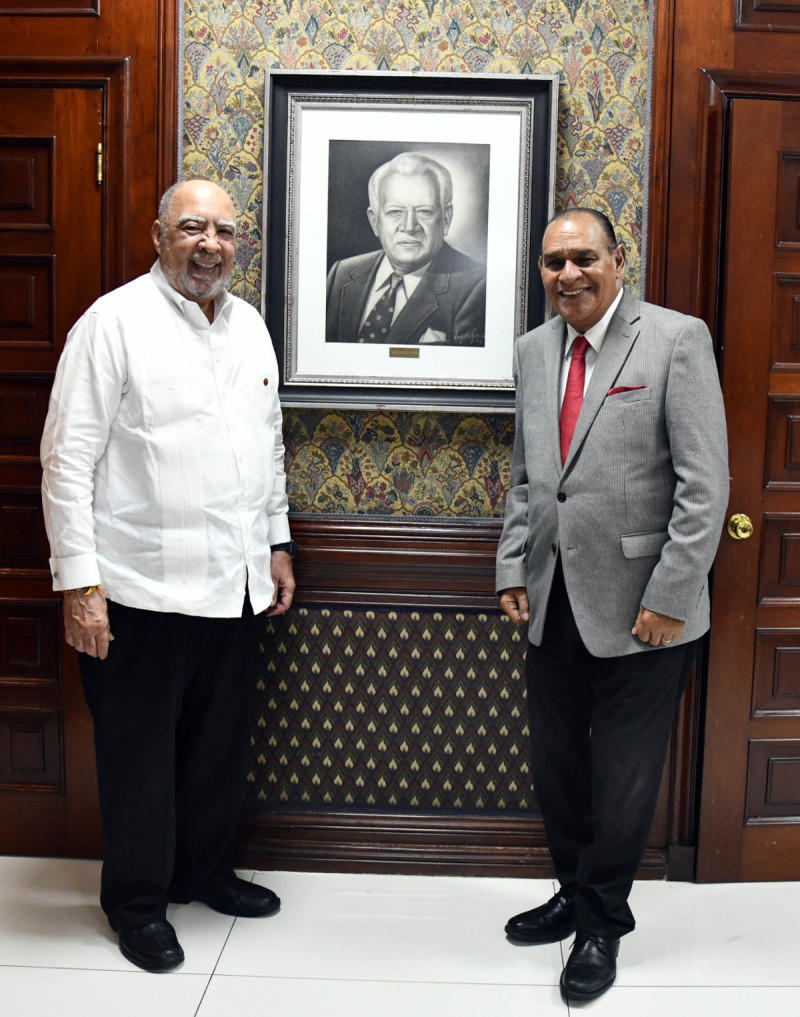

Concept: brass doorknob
[[727, 513, 754, 540]]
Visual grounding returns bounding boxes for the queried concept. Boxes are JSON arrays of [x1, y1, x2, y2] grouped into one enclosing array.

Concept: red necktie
[[560, 335, 589, 464]]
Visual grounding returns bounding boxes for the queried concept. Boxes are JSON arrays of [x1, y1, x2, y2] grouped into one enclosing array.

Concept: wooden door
[[698, 94, 800, 880], [0, 85, 105, 856]]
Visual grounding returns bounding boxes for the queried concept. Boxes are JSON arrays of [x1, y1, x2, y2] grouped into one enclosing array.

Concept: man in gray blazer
[[496, 209, 728, 1003]]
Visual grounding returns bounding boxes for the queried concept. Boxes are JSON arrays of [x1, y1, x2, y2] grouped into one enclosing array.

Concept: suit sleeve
[[640, 319, 729, 619], [495, 339, 530, 592]]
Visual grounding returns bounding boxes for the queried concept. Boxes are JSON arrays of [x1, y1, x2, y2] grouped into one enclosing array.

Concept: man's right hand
[[499, 587, 530, 627], [63, 588, 113, 660]]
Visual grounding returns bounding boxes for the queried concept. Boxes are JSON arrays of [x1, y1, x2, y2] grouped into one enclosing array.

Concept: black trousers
[[79, 596, 258, 932], [525, 559, 697, 939]]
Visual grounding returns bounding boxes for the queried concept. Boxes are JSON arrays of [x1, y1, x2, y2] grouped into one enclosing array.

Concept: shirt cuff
[[267, 516, 291, 547], [49, 554, 101, 592]]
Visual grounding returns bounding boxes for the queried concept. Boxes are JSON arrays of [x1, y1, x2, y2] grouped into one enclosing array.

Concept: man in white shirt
[[41, 179, 295, 973]]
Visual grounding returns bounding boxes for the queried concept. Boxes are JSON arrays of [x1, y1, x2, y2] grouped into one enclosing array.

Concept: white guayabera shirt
[[41, 261, 290, 617]]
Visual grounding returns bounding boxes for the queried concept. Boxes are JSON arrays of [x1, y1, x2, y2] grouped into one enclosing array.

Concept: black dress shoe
[[505, 890, 576, 943], [173, 876, 280, 918], [560, 932, 620, 1002], [119, 920, 184, 972]]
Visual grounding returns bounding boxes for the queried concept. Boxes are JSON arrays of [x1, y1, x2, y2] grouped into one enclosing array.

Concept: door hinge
[[96, 142, 103, 186]]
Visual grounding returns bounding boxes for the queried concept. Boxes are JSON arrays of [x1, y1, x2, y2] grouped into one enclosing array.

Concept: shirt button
[[263, 378, 269, 386], [557, 492, 566, 503]]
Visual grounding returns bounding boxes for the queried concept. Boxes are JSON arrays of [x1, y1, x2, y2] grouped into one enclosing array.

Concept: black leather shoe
[[505, 890, 576, 943], [173, 876, 280, 918], [119, 921, 184, 972], [560, 932, 620, 1003]]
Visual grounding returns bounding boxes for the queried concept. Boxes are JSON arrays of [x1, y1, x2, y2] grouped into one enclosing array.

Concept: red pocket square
[[607, 385, 647, 396]]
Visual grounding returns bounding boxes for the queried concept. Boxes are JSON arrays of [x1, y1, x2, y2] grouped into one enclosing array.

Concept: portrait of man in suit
[[496, 208, 728, 1003], [325, 151, 486, 347]]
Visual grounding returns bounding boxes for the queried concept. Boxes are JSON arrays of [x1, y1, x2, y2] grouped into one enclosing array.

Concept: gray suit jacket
[[495, 290, 729, 657]]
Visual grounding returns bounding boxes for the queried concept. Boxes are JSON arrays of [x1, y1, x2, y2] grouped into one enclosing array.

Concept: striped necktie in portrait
[[358, 273, 403, 343]]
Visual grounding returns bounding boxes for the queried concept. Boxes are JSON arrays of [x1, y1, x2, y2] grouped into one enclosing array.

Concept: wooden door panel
[[753, 629, 800, 715], [0, 708, 63, 790], [738, 0, 800, 31], [0, 255, 56, 348], [745, 739, 800, 823], [699, 95, 800, 880], [760, 515, 800, 602], [0, 85, 103, 856], [0, 601, 60, 684], [771, 273, 800, 366], [0, 137, 54, 229], [0, 374, 52, 456]]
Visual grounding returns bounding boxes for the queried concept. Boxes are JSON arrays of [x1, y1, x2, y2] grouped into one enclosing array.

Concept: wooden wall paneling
[[289, 516, 502, 610], [0, 0, 178, 858], [0, 2, 98, 11], [753, 629, 800, 715], [644, 0, 676, 304], [236, 808, 673, 880], [652, 5, 733, 317], [0, 1, 179, 275], [737, 0, 800, 32], [232, 514, 685, 879]]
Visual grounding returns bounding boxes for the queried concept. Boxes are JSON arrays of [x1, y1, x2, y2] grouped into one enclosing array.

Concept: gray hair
[[156, 180, 237, 240], [368, 153, 453, 213]]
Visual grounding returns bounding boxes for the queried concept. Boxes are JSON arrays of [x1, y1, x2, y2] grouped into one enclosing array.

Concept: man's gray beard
[[178, 266, 233, 302]]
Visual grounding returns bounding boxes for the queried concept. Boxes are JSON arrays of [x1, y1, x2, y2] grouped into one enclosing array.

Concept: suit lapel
[[562, 292, 641, 472], [389, 273, 440, 344], [542, 317, 565, 472], [339, 253, 381, 338]]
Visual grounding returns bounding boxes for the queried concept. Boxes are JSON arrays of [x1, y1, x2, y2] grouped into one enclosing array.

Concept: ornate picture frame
[[262, 70, 558, 410]]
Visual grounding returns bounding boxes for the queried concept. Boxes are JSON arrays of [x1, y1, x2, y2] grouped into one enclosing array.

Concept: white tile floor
[[0, 856, 798, 1016]]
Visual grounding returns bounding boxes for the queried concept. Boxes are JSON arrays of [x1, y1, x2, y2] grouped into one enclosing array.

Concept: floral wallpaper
[[283, 408, 514, 515], [182, 0, 651, 518]]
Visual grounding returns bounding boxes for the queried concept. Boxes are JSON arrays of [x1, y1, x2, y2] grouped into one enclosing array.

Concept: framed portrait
[[262, 70, 558, 411]]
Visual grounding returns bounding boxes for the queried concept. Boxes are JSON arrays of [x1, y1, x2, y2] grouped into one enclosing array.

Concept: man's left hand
[[266, 551, 295, 617], [632, 606, 685, 647]]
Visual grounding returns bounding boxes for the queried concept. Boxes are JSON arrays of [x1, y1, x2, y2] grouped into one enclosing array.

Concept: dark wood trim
[[156, 0, 179, 192], [290, 515, 503, 610], [645, 0, 676, 305], [0, 2, 99, 15], [234, 809, 669, 879], [701, 67, 800, 98], [695, 69, 800, 346]]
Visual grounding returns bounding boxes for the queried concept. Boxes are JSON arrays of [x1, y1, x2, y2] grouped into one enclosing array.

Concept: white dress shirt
[[41, 262, 291, 617], [559, 287, 624, 404]]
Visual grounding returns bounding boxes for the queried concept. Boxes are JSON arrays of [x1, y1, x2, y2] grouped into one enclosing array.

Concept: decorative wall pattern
[[184, 0, 649, 305], [250, 606, 531, 810], [283, 409, 515, 515], [182, 0, 650, 518]]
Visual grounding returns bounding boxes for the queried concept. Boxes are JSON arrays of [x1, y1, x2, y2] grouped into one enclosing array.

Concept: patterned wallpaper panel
[[284, 409, 515, 516], [182, 0, 651, 519], [184, 0, 649, 305], [249, 606, 533, 811]]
